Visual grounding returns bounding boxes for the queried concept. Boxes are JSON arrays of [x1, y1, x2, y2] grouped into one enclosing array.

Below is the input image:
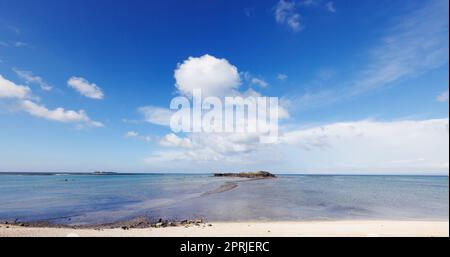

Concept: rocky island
[[213, 171, 276, 179]]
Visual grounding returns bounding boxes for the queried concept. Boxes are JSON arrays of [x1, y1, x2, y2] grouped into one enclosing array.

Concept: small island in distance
[[213, 171, 276, 179]]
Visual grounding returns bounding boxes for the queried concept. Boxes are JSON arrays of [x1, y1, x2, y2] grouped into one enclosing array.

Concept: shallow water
[[0, 174, 447, 225]]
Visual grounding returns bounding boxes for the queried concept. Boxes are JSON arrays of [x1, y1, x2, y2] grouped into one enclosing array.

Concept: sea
[[0, 173, 448, 225]]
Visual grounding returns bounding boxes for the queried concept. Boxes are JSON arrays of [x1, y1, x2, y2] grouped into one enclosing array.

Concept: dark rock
[[214, 171, 276, 178]]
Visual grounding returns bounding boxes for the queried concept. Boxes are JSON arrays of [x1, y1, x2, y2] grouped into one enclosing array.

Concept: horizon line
[[0, 171, 448, 176]]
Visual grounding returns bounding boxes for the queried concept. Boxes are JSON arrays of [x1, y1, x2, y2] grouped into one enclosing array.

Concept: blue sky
[[0, 0, 448, 174]]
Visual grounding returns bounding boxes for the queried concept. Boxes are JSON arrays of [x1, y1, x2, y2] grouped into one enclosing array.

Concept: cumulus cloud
[[19, 100, 103, 127], [275, 0, 302, 32], [138, 106, 173, 126], [437, 90, 449, 102], [139, 55, 287, 127], [136, 54, 289, 168], [174, 54, 241, 97], [160, 133, 193, 148], [1, 74, 103, 128], [68, 77, 104, 100], [13, 68, 52, 91], [0, 75, 31, 99], [138, 54, 289, 156], [151, 132, 265, 164]]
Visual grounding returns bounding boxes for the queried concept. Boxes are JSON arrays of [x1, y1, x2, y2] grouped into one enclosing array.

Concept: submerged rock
[[213, 171, 276, 178]]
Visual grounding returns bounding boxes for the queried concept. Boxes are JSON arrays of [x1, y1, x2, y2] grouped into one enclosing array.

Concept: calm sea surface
[[0, 174, 448, 225]]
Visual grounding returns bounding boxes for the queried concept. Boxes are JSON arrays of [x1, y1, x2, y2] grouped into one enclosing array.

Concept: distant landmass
[[214, 171, 276, 179], [93, 171, 118, 175], [0, 171, 119, 176]]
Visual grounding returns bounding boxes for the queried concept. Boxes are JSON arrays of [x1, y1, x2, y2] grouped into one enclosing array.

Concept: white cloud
[[1, 74, 102, 128], [13, 68, 52, 91], [140, 55, 288, 128], [0, 74, 31, 99], [275, 0, 303, 32], [125, 131, 152, 142], [325, 2, 336, 13], [67, 77, 104, 99], [242, 72, 269, 88], [277, 73, 288, 81], [138, 106, 173, 126], [146, 118, 449, 174], [139, 54, 290, 165], [160, 133, 193, 148], [282, 118, 449, 173], [437, 90, 449, 102], [19, 100, 103, 127], [151, 132, 265, 164], [250, 77, 269, 88], [125, 131, 139, 137], [174, 54, 241, 97]]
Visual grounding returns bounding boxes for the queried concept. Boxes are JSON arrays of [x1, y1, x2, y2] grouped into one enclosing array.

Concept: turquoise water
[[0, 174, 448, 225]]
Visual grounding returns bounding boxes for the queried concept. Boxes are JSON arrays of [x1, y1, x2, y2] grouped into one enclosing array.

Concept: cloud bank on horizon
[[0, 0, 448, 174]]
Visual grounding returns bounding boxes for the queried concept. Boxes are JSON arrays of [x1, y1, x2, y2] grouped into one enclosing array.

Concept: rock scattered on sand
[[4, 216, 207, 230], [151, 219, 205, 228]]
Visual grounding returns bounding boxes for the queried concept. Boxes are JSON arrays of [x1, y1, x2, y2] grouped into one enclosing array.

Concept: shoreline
[[1, 220, 448, 237]]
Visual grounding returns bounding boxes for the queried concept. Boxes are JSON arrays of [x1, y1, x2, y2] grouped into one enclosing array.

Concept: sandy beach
[[0, 220, 448, 237]]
